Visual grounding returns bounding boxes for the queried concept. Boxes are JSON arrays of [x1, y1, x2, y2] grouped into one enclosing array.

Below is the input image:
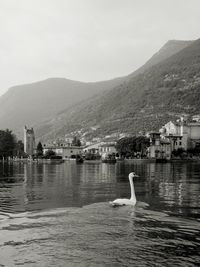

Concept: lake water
[[0, 160, 199, 266]]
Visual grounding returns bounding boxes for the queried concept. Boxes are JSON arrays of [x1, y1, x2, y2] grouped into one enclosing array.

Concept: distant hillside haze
[[0, 77, 124, 134], [0, 38, 195, 140], [35, 39, 200, 141]]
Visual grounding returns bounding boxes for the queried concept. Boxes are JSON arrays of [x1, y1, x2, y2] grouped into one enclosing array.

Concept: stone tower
[[24, 126, 35, 156]]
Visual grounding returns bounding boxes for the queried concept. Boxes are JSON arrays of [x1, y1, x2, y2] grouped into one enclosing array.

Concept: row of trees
[[0, 128, 83, 160], [0, 129, 24, 159], [0, 129, 44, 160], [116, 136, 150, 158]]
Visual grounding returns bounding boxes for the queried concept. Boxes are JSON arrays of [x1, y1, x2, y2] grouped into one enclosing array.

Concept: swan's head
[[129, 172, 139, 179]]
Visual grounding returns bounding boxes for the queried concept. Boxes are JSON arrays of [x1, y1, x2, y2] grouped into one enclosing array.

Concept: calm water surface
[[0, 161, 199, 266]]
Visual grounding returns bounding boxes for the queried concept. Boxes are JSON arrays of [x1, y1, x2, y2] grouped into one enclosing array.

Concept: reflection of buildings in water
[[23, 163, 65, 206], [154, 163, 187, 182], [177, 183, 183, 206], [23, 164, 29, 205], [77, 162, 117, 184], [148, 163, 156, 180], [123, 160, 145, 176], [191, 183, 200, 207], [127, 210, 136, 233], [147, 163, 189, 207], [101, 163, 117, 183], [157, 162, 200, 208], [79, 162, 101, 183], [154, 164, 172, 182], [23, 163, 38, 204], [1, 161, 199, 213], [158, 182, 184, 206], [156, 163, 186, 205], [0, 163, 27, 212], [24, 163, 45, 185], [73, 162, 118, 203], [158, 181, 200, 209], [115, 162, 126, 176], [0, 162, 13, 177], [172, 164, 187, 181]]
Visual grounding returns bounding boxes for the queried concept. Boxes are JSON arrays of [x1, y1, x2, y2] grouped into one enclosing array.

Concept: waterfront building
[[160, 116, 200, 150], [24, 126, 35, 156], [83, 141, 117, 156], [65, 137, 74, 145], [186, 122, 200, 149], [147, 132, 171, 160], [165, 135, 183, 151], [98, 142, 117, 156], [160, 121, 181, 135], [83, 142, 101, 155], [43, 143, 83, 159], [192, 114, 200, 122]]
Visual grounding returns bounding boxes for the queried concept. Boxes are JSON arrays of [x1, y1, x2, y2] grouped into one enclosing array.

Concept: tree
[[116, 136, 150, 158], [13, 140, 24, 157], [0, 129, 16, 159], [36, 142, 43, 157], [72, 136, 81, 147], [44, 150, 56, 159]]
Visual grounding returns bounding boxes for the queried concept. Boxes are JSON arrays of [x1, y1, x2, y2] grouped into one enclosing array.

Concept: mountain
[[0, 77, 124, 135], [0, 38, 194, 139], [129, 40, 193, 77], [35, 38, 200, 142]]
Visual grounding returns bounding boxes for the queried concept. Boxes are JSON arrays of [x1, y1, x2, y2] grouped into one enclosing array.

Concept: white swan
[[110, 172, 139, 207]]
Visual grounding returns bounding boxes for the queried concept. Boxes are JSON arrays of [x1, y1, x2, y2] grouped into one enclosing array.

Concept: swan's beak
[[134, 174, 139, 178]]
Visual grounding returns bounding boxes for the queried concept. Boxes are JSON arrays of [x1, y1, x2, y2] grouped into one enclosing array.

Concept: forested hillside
[[36, 38, 200, 141]]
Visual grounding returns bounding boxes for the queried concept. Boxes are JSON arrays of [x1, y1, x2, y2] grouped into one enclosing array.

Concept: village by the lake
[[1, 114, 200, 166], [0, 2, 200, 266]]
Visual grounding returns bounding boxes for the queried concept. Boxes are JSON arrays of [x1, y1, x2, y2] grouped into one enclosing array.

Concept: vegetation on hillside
[[36, 38, 200, 141]]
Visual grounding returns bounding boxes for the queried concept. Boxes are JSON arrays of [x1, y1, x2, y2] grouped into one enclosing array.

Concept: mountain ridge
[[0, 76, 125, 134], [127, 39, 193, 78], [35, 38, 200, 142], [0, 38, 196, 140]]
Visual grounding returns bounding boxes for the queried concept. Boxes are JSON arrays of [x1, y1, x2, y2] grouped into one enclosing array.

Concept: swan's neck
[[129, 177, 136, 201]]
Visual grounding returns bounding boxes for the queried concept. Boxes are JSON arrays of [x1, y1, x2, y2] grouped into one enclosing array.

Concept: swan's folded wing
[[109, 199, 126, 207]]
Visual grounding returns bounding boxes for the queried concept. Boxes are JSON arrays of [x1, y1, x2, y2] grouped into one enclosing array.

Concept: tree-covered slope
[[0, 38, 194, 140], [129, 40, 193, 78], [36, 38, 200, 141]]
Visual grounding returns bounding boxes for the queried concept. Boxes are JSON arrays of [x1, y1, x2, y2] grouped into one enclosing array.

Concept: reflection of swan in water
[[110, 172, 139, 207]]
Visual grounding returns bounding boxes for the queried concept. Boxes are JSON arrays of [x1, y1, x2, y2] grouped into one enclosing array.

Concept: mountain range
[[0, 38, 199, 142], [0, 76, 124, 135]]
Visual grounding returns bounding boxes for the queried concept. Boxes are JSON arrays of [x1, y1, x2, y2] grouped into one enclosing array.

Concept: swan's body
[[110, 172, 138, 207]]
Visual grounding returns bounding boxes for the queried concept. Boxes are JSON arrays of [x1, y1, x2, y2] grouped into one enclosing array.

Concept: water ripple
[[0, 203, 199, 266]]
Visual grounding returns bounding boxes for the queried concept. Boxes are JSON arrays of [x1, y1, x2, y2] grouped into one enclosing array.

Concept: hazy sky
[[0, 0, 200, 96]]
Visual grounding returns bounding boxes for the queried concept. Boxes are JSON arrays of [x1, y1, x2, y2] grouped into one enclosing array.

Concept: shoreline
[[1, 157, 200, 164]]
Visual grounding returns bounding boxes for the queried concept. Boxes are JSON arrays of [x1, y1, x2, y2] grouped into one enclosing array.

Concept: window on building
[[179, 142, 182, 146]]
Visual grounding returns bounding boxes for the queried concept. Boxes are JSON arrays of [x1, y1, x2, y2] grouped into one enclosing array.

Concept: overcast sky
[[0, 0, 200, 96]]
